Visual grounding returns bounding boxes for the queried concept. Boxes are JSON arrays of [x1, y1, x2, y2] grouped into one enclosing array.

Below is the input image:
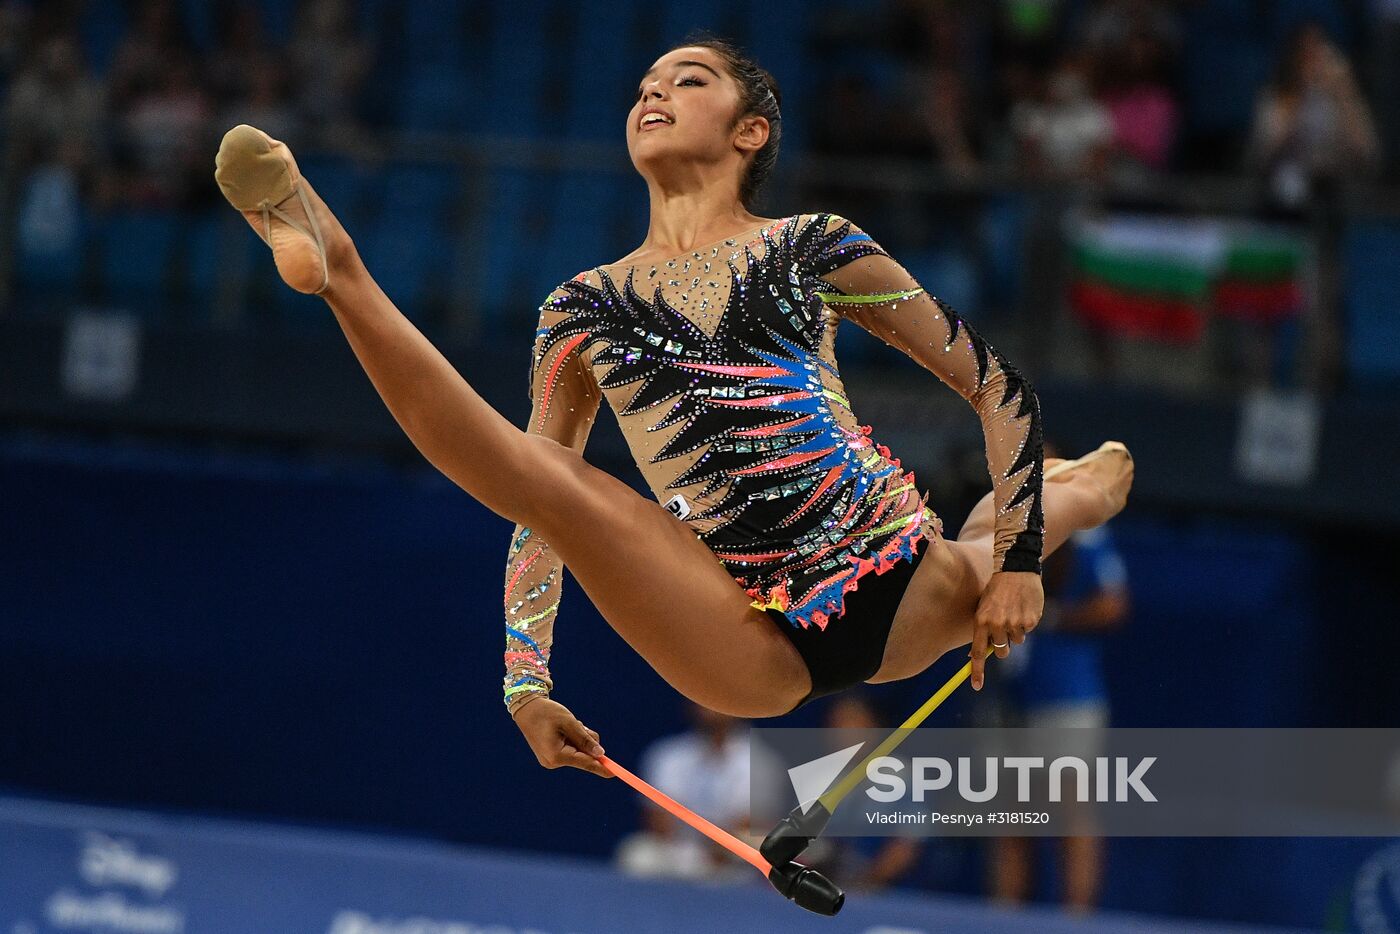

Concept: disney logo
[[79, 832, 177, 898]]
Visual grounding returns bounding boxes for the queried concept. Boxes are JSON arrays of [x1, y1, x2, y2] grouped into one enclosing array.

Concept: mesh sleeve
[[812, 215, 1045, 574], [503, 283, 602, 714]]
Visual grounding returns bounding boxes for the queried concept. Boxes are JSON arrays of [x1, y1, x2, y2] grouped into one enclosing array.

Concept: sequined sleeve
[[503, 282, 602, 715], [810, 215, 1045, 574]]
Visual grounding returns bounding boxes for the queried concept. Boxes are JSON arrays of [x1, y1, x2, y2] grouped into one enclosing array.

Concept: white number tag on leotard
[[663, 494, 692, 520]]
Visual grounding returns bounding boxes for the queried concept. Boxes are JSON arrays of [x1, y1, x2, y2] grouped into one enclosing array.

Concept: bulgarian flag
[[1214, 225, 1306, 323], [1068, 214, 1308, 341], [1068, 214, 1226, 344]]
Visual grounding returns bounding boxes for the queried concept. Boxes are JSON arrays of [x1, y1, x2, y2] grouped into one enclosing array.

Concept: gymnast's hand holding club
[[969, 569, 1045, 690], [512, 696, 613, 780]]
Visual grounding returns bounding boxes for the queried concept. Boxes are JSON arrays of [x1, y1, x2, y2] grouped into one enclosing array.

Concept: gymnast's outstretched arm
[[498, 286, 611, 777], [502, 287, 602, 717]]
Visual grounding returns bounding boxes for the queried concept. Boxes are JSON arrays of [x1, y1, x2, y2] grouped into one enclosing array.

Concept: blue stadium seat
[[474, 167, 558, 326], [658, 0, 729, 46], [183, 212, 265, 320], [356, 217, 440, 320], [271, 281, 329, 327], [183, 212, 227, 312], [355, 1, 409, 126], [514, 169, 646, 336], [373, 163, 462, 229], [403, 0, 475, 67], [96, 211, 180, 311], [400, 66, 486, 133], [1344, 221, 1400, 384], [540, 172, 626, 281], [834, 319, 877, 365], [251, 0, 296, 42], [79, 2, 127, 74], [1270, 0, 1352, 47], [180, 0, 216, 51], [562, 0, 640, 140], [484, 0, 550, 137], [298, 154, 374, 235], [980, 194, 1027, 311], [743, 0, 808, 151], [904, 247, 980, 319], [1179, 2, 1270, 134]]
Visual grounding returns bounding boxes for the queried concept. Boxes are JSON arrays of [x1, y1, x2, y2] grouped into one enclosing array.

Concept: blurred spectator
[[810, 71, 896, 161], [802, 0, 985, 245], [1245, 23, 1376, 393], [0, 0, 33, 83], [614, 703, 778, 883], [990, 446, 1129, 911], [3, 35, 105, 176], [819, 692, 925, 892], [109, 0, 194, 112], [206, 5, 300, 155], [289, 0, 372, 140], [919, 64, 981, 176], [807, 0, 990, 214], [1077, 0, 1180, 58], [219, 67, 300, 146], [1094, 27, 1179, 174], [13, 143, 86, 278], [118, 57, 212, 208], [206, 4, 275, 108], [101, 0, 211, 208], [803, 70, 894, 226], [885, 1, 987, 173], [1246, 23, 1380, 210], [1010, 55, 1113, 180]]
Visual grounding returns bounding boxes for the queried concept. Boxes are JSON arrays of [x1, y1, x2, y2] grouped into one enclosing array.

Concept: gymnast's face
[[627, 46, 767, 185]]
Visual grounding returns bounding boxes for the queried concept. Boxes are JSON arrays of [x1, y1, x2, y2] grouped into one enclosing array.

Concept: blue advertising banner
[[0, 796, 1320, 934]]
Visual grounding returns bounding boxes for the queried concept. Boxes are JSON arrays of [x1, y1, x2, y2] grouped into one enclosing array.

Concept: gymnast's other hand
[[969, 570, 1045, 691], [513, 697, 613, 779]]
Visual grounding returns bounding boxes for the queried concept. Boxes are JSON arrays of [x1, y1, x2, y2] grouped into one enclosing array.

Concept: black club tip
[[767, 861, 845, 916], [760, 801, 832, 866]]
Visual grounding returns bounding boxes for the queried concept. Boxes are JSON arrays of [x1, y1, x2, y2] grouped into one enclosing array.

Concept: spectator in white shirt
[[614, 703, 780, 882]]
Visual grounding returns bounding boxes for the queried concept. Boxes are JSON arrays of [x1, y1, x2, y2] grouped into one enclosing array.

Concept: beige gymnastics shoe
[[214, 125, 330, 294], [1044, 440, 1132, 481], [1045, 440, 1133, 519]]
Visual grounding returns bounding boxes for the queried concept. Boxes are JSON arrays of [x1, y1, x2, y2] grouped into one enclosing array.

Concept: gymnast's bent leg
[[956, 446, 1134, 578], [872, 446, 1133, 684]]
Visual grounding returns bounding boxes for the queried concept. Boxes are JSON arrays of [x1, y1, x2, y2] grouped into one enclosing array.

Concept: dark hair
[[668, 32, 782, 210]]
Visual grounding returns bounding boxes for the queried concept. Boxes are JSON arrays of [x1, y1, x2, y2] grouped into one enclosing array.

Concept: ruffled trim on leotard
[[746, 476, 944, 631]]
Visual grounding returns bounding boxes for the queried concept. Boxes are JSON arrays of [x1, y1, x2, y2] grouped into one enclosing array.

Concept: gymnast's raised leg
[[214, 126, 813, 736]]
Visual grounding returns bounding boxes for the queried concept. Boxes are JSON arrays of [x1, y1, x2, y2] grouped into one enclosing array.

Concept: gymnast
[[213, 36, 1132, 781]]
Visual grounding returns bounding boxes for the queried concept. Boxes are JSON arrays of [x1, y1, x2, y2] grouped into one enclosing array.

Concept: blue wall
[[0, 434, 690, 855]]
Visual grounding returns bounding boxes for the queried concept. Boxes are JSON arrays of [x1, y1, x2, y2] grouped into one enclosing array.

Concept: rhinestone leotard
[[503, 212, 1044, 712]]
